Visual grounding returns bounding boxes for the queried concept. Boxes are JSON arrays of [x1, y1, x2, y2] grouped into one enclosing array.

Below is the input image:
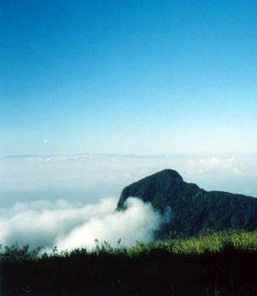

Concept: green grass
[[128, 229, 257, 255], [1, 230, 257, 296]]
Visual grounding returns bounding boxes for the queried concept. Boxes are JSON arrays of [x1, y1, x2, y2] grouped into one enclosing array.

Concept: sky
[[1, 1, 257, 249], [1, 0, 257, 156]]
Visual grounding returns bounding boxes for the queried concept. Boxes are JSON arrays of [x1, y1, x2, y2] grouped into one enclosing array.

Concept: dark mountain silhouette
[[117, 169, 257, 237]]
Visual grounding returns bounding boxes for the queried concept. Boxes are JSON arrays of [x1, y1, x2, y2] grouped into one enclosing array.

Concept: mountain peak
[[151, 169, 183, 180], [116, 169, 188, 211], [116, 169, 257, 238]]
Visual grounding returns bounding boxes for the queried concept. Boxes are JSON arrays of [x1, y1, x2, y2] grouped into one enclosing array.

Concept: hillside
[[117, 169, 257, 237]]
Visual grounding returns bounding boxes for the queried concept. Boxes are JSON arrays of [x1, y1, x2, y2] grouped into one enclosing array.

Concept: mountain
[[116, 169, 257, 238]]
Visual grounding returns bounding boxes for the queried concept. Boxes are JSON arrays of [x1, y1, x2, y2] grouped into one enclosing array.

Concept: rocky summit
[[117, 169, 257, 238]]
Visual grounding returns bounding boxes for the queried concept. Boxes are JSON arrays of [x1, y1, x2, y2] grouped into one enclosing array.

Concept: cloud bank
[[1, 154, 256, 203], [0, 197, 162, 251]]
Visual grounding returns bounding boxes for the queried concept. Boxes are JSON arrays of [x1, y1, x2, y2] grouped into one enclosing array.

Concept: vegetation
[[117, 169, 257, 237], [1, 230, 257, 296]]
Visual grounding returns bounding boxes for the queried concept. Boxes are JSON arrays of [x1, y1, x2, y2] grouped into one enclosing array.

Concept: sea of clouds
[[0, 197, 162, 251], [0, 154, 256, 250]]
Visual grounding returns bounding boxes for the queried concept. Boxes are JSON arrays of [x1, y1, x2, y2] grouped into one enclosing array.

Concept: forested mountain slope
[[117, 169, 257, 237]]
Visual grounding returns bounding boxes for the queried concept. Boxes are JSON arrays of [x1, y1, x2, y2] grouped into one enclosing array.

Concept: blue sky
[[1, 0, 257, 156]]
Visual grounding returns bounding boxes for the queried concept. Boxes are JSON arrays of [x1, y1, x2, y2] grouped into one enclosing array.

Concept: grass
[[128, 229, 257, 255], [1, 230, 257, 296]]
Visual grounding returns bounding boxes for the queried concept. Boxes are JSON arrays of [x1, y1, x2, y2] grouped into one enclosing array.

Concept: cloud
[[0, 154, 256, 206], [182, 156, 257, 179], [181, 156, 257, 196], [0, 154, 256, 251], [0, 197, 163, 251]]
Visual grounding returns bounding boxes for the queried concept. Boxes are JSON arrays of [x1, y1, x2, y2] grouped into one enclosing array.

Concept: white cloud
[[0, 154, 256, 206], [0, 197, 162, 251]]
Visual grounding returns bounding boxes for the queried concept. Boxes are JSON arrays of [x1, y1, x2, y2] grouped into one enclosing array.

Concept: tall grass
[[1, 230, 257, 296], [128, 229, 257, 255]]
